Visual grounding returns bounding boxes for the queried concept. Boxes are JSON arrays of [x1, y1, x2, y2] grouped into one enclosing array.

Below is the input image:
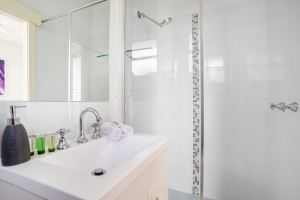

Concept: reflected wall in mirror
[[0, 0, 110, 102], [0, 11, 28, 101]]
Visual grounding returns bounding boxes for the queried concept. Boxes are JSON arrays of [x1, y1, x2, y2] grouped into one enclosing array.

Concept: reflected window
[[128, 40, 157, 76], [71, 43, 82, 101]]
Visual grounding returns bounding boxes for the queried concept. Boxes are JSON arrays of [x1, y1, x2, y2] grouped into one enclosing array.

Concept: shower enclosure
[[125, 0, 300, 200], [124, 0, 201, 199]]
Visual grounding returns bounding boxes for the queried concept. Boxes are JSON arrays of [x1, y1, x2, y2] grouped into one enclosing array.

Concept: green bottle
[[36, 135, 45, 154]]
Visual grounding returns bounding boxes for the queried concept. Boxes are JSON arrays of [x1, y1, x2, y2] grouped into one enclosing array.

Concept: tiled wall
[[192, 13, 200, 196], [203, 0, 300, 200]]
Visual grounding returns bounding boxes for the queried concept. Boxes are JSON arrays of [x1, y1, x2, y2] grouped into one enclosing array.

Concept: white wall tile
[[204, 0, 300, 199]]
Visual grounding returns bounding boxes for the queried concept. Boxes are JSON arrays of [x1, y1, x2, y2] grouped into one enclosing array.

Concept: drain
[[92, 168, 106, 176]]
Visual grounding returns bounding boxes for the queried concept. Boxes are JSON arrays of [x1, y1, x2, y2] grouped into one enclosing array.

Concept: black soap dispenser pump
[[1, 105, 30, 166]]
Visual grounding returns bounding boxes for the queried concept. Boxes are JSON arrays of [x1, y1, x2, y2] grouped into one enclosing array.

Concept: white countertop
[[0, 134, 168, 200]]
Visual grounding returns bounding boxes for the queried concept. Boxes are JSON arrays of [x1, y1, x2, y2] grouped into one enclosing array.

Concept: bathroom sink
[[0, 134, 168, 200], [39, 135, 156, 174]]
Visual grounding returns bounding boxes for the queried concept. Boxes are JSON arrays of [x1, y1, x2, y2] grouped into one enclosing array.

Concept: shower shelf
[[97, 47, 154, 60], [97, 54, 109, 58]]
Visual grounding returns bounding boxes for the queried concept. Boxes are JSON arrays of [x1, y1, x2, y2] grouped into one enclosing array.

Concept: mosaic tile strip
[[192, 13, 201, 196]]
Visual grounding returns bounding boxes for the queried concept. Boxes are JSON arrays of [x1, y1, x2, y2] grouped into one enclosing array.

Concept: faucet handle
[[91, 122, 102, 139], [90, 122, 101, 128], [56, 129, 70, 150], [56, 129, 70, 136]]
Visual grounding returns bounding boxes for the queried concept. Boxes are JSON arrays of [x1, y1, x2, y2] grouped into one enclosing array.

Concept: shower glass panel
[[70, 1, 110, 102], [35, 1, 110, 102], [36, 15, 70, 101], [203, 0, 300, 200], [124, 0, 200, 199]]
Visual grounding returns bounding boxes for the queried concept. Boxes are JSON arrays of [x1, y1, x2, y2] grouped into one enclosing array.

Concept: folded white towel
[[108, 128, 123, 141], [100, 122, 123, 141], [120, 124, 134, 136]]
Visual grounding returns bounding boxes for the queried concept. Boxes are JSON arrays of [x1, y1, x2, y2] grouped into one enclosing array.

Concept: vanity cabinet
[[0, 136, 169, 200], [148, 170, 168, 200], [0, 179, 45, 200], [113, 148, 168, 200]]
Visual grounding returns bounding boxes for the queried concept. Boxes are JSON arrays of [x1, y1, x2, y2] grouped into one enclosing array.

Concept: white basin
[[0, 134, 168, 200], [39, 135, 156, 174]]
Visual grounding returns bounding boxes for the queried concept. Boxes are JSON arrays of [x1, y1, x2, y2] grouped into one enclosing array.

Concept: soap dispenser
[[1, 105, 30, 166]]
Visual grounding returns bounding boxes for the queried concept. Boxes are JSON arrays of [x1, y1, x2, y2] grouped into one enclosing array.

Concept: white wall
[[0, 38, 27, 101], [203, 0, 300, 200]]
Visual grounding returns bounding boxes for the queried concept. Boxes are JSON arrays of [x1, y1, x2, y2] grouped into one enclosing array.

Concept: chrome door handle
[[270, 102, 298, 112], [270, 102, 286, 112], [285, 102, 298, 112]]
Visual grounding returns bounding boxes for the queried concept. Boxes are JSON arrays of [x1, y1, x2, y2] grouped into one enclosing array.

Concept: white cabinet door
[[142, 193, 149, 200], [149, 170, 168, 200], [0, 180, 45, 200]]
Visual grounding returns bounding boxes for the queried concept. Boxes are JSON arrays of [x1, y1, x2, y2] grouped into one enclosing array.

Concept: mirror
[[0, 1, 110, 102], [0, 11, 28, 101]]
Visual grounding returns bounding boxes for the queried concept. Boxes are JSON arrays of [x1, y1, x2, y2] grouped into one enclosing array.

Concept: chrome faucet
[[77, 107, 102, 143]]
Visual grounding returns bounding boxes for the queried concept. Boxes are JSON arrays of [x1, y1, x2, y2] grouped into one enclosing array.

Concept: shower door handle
[[270, 102, 286, 112], [285, 102, 298, 112], [270, 102, 298, 112]]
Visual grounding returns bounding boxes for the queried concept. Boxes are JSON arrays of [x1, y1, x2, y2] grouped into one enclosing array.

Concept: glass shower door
[[70, 1, 110, 102], [124, 0, 201, 199]]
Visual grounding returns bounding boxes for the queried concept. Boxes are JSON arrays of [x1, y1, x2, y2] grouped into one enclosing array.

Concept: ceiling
[[16, 0, 97, 19]]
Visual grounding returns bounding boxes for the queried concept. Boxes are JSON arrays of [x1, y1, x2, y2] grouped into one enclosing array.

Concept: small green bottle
[[36, 135, 45, 154]]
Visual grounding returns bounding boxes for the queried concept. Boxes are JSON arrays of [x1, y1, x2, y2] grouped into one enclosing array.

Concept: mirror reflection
[[0, 11, 28, 101], [0, 1, 110, 102]]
